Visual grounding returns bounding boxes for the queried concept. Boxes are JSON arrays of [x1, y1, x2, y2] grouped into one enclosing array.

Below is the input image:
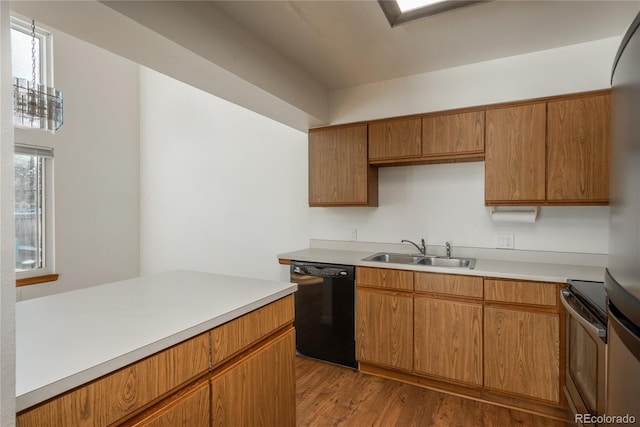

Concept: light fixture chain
[[31, 20, 36, 88]]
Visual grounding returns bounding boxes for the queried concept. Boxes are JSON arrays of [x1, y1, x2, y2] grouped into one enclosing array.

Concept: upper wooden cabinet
[[368, 111, 485, 165], [485, 102, 547, 205], [308, 124, 378, 207], [547, 93, 611, 204], [369, 117, 422, 162], [422, 110, 484, 158], [485, 91, 611, 206], [308, 90, 610, 207]]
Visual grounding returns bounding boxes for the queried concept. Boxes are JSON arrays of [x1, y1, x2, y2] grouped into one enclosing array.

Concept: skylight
[[395, 0, 447, 13], [378, 0, 489, 27]]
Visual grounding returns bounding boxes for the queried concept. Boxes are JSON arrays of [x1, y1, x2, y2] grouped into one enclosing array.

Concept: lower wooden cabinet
[[414, 296, 482, 386], [484, 306, 560, 403], [211, 329, 296, 427], [356, 289, 413, 371], [355, 271, 565, 419]]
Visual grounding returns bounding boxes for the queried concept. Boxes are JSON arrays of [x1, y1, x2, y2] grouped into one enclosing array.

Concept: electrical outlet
[[350, 228, 358, 241], [497, 233, 515, 249]]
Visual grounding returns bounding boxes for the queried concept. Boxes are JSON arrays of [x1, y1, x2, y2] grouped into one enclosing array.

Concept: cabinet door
[[485, 103, 546, 204], [484, 307, 560, 403], [308, 124, 378, 206], [356, 289, 413, 371], [414, 297, 482, 386], [547, 93, 611, 203], [422, 110, 484, 157], [124, 381, 210, 427], [211, 329, 296, 427], [369, 117, 421, 162]]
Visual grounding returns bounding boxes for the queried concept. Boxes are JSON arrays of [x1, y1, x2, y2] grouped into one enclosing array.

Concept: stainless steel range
[[561, 279, 607, 426]]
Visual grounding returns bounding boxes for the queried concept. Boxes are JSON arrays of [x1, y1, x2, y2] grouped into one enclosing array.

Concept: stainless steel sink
[[362, 252, 476, 269], [416, 257, 476, 269], [363, 252, 425, 264]]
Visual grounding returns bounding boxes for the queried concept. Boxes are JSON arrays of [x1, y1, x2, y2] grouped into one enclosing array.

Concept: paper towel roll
[[490, 207, 538, 223]]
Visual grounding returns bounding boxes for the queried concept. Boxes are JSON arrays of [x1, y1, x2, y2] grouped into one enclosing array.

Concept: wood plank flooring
[[296, 356, 572, 427]]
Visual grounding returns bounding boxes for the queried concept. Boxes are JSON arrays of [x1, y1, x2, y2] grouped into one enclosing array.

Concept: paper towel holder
[[489, 206, 539, 223]]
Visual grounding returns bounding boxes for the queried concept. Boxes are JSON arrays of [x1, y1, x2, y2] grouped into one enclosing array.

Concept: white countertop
[[16, 270, 297, 412], [278, 247, 606, 283]]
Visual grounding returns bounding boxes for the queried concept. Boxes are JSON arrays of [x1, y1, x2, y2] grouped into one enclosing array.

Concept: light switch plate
[[350, 228, 358, 241], [497, 233, 515, 249]]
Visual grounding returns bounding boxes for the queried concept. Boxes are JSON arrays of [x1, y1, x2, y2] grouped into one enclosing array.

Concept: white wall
[[17, 28, 140, 300], [309, 38, 620, 254], [329, 37, 620, 123], [139, 67, 309, 282], [310, 163, 609, 254]]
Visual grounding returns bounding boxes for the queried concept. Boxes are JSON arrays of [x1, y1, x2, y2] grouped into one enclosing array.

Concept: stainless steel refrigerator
[[605, 10, 640, 425]]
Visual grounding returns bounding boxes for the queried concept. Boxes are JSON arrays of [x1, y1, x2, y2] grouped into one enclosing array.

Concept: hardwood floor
[[296, 356, 571, 427]]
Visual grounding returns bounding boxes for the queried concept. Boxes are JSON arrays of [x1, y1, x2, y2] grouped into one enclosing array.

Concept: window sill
[[16, 274, 59, 287]]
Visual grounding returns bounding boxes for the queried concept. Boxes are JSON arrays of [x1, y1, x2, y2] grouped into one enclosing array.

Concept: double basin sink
[[363, 252, 476, 269]]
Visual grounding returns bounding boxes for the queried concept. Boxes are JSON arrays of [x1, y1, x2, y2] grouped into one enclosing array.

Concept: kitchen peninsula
[[16, 270, 297, 426]]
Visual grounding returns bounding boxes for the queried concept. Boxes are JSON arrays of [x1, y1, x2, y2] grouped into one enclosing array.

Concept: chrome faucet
[[445, 241, 451, 258], [401, 238, 427, 256]]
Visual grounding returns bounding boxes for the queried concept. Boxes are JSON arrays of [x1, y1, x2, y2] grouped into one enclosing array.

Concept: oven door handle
[[560, 289, 607, 340]]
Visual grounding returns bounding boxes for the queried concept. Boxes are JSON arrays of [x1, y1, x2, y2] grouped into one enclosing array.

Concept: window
[[11, 16, 56, 280], [14, 145, 54, 278], [10, 16, 51, 88]]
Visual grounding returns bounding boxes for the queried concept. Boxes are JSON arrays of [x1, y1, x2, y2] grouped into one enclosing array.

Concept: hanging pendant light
[[12, 20, 63, 131]]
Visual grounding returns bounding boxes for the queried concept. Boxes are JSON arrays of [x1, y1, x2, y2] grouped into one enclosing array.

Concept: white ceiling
[[10, 0, 640, 131], [212, 0, 639, 90]]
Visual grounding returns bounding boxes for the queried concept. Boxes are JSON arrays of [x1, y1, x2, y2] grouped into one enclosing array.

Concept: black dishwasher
[[290, 261, 357, 368]]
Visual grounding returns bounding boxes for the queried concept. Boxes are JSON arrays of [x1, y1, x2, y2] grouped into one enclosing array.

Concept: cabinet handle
[[560, 289, 606, 342]]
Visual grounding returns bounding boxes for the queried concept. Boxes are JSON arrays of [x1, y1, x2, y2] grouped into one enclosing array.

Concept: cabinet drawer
[[211, 295, 294, 366], [357, 267, 413, 291], [414, 272, 483, 299], [17, 334, 210, 427], [484, 279, 558, 307]]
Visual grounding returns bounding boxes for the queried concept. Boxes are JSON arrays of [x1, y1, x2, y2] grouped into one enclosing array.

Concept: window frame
[[14, 144, 55, 281], [378, 0, 489, 27]]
